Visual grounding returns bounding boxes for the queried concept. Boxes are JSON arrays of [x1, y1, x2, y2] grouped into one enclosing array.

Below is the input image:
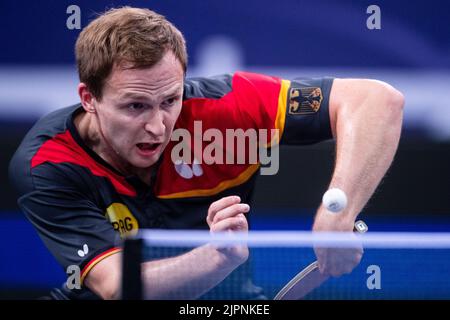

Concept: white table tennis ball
[[322, 188, 347, 213]]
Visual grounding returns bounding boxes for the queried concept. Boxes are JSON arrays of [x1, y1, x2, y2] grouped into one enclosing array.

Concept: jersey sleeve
[[10, 162, 122, 285], [280, 76, 334, 145], [183, 71, 334, 145]]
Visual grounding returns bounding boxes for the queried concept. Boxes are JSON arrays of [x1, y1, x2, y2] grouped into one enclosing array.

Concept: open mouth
[[136, 142, 161, 152]]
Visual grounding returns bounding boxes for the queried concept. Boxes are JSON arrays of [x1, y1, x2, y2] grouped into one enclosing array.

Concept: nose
[[144, 110, 166, 138]]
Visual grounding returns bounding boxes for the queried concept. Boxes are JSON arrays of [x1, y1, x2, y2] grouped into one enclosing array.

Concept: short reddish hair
[[76, 7, 187, 99]]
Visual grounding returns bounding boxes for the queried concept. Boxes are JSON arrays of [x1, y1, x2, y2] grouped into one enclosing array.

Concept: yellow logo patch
[[105, 203, 139, 238], [289, 87, 323, 115]]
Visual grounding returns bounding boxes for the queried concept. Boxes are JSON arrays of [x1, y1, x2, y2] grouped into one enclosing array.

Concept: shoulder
[[183, 73, 233, 100], [183, 72, 283, 100], [9, 104, 81, 194]]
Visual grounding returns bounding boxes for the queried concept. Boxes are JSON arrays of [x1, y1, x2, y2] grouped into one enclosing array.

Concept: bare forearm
[[86, 197, 249, 300], [142, 244, 240, 300], [324, 79, 404, 221]]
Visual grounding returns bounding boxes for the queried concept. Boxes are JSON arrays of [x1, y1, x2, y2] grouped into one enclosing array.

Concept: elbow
[[100, 286, 121, 300], [386, 83, 404, 115], [374, 80, 404, 126], [84, 269, 122, 300], [87, 281, 121, 300], [331, 79, 404, 138]]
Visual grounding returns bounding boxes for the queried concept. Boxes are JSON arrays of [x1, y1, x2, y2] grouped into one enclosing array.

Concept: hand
[[312, 211, 363, 277], [206, 195, 250, 265]]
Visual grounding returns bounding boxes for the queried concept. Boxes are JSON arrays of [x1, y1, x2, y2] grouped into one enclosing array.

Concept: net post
[[121, 237, 143, 300]]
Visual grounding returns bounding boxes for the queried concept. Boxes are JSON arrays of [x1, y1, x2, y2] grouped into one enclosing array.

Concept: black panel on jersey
[[183, 74, 233, 99]]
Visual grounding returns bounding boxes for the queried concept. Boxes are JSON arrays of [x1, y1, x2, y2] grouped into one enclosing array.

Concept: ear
[[78, 83, 97, 113]]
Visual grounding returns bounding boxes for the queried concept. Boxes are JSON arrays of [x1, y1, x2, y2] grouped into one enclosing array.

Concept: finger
[[213, 203, 250, 224], [327, 259, 354, 277], [209, 196, 241, 214], [317, 262, 330, 276], [328, 268, 343, 277], [229, 214, 248, 232], [316, 249, 347, 276], [314, 248, 328, 274], [334, 248, 363, 265], [233, 214, 248, 231], [207, 196, 241, 226], [326, 250, 363, 276], [328, 263, 355, 277], [210, 215, 248, 232]]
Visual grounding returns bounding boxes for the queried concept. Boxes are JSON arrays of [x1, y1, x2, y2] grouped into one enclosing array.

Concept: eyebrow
[[117, 92, 148, 101], [118, 87, 183, 101]]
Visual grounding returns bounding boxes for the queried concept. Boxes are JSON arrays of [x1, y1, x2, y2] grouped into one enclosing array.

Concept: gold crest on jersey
[[289, 87, 323, 115]]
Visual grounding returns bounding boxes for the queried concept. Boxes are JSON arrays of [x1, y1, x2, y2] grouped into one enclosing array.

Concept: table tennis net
[[121, 230, 450, 300]]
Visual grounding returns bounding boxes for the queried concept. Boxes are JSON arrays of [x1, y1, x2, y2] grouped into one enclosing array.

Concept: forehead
[[105, 52, 184, 95]]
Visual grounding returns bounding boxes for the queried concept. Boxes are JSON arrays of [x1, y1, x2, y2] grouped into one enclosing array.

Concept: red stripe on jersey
[[80, 247, 122, 284], [31, 130, 136, 197]]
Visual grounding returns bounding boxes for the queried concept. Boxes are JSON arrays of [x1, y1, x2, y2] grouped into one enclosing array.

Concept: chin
[[132, 155, 160, 168]]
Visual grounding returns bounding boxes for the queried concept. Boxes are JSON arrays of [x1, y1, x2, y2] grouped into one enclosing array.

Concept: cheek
[[100, 114, 138, 146]]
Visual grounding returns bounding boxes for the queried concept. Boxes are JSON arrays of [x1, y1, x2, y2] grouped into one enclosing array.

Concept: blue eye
[[128, 103, 145, 110], [162, 97, 177, 108]]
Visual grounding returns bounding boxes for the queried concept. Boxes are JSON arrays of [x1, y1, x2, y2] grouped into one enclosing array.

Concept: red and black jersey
[[9, 71, 333, 299]]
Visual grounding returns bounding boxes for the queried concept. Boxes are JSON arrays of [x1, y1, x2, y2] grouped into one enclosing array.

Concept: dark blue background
[[1, 0, 449, 68]]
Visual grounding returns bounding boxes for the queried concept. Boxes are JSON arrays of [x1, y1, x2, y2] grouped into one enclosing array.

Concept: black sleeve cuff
[[281, 77, 334, 145]]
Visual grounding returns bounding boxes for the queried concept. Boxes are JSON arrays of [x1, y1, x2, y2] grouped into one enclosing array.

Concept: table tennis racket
[[273, 220, 368, 300]]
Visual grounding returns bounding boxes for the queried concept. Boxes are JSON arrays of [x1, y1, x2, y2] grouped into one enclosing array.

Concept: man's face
[[93, 51, 184, 172]]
